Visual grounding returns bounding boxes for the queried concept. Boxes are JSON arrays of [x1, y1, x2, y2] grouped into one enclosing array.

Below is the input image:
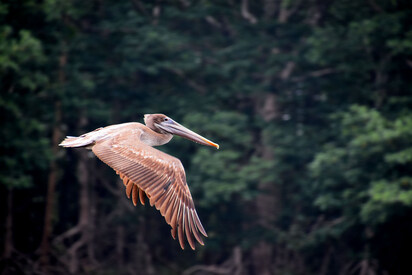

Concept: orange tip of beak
[[200, 137, 219, 149], [209, 141, 219, 149]]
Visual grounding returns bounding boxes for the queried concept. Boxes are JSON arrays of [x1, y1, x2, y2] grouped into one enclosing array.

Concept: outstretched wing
[[92, 129, 207, 250]]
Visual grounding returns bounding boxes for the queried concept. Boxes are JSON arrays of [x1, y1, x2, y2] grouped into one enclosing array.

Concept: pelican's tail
[[59, 136, 94, 148], [59, 127, 104, 148]]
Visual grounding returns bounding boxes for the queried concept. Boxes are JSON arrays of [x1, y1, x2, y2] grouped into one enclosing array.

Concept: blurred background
[[1, 0, 412, 274]]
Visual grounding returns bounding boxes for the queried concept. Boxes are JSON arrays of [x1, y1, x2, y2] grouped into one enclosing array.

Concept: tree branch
[[406, 59, 412, 69], [183, 246, 243, 275], [205, 16, 223, 29], [367, 0, 385, 13], [278, 0, 302, 23], [292, 68, 337, 82], [280, 61, 296, 80], [183, 265, 232, 275], [263, 0, 277, 19], [130, 0, 148, 15], [241, 0, 257, 24]]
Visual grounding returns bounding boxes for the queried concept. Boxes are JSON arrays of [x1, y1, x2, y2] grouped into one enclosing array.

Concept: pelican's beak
[[157, 119, 219, 149]]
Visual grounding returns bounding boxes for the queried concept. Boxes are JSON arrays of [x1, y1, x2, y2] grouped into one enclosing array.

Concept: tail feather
[[59, 135, 95, 148], [59, 127, 106, 148]]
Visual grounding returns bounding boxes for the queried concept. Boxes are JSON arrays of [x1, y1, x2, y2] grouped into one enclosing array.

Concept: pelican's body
[[60, 114, 219, 250]]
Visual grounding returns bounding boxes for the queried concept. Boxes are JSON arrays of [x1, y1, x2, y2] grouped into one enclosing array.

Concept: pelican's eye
[[164, 118, 169, 121]]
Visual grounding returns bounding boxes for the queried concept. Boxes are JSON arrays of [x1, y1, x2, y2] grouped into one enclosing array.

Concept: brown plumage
[[59, 114, 219, 250]]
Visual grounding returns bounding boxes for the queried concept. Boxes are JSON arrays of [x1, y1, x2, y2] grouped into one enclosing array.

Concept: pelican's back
[[59, 123, 141, 148]]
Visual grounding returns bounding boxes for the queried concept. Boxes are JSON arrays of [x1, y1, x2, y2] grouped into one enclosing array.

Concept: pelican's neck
[[140, 128, 173, 147]]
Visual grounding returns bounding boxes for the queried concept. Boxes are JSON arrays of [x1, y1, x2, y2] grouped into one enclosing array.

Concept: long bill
[[157, 120, 219, 149]]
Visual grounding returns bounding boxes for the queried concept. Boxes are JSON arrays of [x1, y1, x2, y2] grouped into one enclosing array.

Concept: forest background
[[1, 0, 412, 274]]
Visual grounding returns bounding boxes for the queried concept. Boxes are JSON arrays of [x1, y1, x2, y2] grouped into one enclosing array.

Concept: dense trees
[[1, 0, 411, 274]]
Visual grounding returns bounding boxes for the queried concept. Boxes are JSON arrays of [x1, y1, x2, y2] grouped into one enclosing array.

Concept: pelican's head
[[144, 114, 219, 149]]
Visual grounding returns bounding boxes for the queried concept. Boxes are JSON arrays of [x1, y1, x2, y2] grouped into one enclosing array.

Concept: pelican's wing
[[92, 131, 207, 250]]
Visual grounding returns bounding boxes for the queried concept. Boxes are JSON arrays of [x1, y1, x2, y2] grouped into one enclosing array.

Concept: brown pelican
[[59, 114, 219, 250]]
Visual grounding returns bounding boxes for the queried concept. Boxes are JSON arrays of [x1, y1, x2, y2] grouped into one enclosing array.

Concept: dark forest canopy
[[1, 0, 412, 274]]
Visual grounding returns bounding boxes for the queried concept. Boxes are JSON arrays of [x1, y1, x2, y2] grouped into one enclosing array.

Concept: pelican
[[59, 114, 219, 250]]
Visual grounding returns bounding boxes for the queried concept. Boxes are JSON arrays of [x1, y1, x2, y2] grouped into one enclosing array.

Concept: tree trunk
[[67, 147, 91, 273], [116, 225, 125, 266], [65, 115, 95, 274], [3, 188, 13, 259], [250, 93, 281, 275], [39, 52, 65, 270], [263, 0, 277, 20], [135, 215, 155, 275], [255, 93, 281, 226]]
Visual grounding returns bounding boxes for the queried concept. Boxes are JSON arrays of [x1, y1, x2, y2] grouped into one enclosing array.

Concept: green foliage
[[0, 6, 50, 189], [310, 106, 412, 227], [0, 26, 47, 89], [184, 111, 258, 206]]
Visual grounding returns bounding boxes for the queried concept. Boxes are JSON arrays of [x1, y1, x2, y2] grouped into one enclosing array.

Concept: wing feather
[[132, 184, 139, 206], [190, 210, 205, 245], [184, 207, 195, 250], [126, 180, 133, 198], [160, 189, 173, 216], [92, 128, 207, 250], [178, 206, 185, 249], [122, 177, 129, 187], [165, 192, 177, 223], [139, 188, 146, 205]]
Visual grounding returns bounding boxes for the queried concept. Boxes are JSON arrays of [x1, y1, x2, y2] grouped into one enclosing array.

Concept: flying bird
[[59, 114, 219, 250]]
